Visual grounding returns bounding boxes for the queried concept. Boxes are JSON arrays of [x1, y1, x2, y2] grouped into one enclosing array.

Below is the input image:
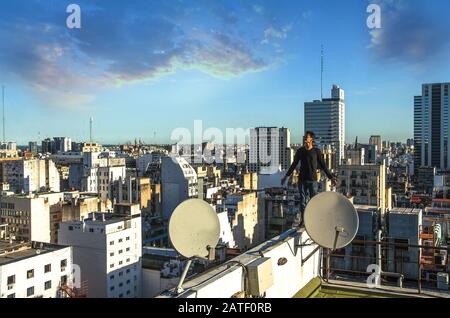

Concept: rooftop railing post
[[418, 246, 422, 294], [326, 248, 331, 282]]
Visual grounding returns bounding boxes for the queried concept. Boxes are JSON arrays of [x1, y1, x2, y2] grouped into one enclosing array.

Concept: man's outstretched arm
[[282, 149, 301, 185], [317, 149, 334, 180]]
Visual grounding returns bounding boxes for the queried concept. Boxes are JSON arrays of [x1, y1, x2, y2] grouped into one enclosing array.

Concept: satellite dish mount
[[168, 199, 220, 295]]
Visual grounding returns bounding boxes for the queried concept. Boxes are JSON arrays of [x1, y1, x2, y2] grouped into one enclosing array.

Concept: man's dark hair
[[305, 131, 315, 139]]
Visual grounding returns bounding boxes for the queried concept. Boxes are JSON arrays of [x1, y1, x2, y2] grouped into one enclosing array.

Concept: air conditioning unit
[[247, 257, 273, 297]]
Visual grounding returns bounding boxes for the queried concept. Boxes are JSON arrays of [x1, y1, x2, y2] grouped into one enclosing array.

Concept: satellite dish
[[304, 192, 359, 250], [169, 199, 220, 259], [168, 199, 220, 294]]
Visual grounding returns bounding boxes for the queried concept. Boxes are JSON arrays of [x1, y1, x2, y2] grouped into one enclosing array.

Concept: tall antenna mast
[[89, 117, 93, 142], [321, 45, 324, 100], [2, 85, 5, 142]]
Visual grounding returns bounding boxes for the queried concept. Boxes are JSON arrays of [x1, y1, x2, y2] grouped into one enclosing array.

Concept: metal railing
[[320, 239, 450, 295]]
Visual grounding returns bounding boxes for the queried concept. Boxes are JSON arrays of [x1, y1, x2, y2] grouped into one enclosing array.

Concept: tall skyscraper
[[369, 135, 382, 153], [42, 138, 55, 154], [28, 141, 38, 155], [249, 127, 293, 174], [414, 83, 450, 175], [54, 137, 72, 153], [305, 85, 345, 167]]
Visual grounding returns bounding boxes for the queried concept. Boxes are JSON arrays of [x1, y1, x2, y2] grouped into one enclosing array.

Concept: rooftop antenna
[[168, 199, 220, 295], [321, 45, 324, 100], [2, 85, 5, 142], [89, 117, 93, 142]]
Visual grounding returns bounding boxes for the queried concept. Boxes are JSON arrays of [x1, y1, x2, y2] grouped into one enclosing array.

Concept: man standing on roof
[[281, 131, 337, 227]]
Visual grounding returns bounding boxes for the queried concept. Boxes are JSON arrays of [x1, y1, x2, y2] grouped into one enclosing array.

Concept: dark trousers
[[298, 181, 318, 222]]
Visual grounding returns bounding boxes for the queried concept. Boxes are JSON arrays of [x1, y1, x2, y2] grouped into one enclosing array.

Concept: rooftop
[[158, 228, 320, 298], [389, 207, 422, 215], [157, 225, 450, 299], [0, 241, 68, 266]]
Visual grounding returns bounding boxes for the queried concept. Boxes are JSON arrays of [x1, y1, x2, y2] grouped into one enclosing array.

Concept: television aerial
[[168, 199, 220, 294], [304, 192, 359, 250]]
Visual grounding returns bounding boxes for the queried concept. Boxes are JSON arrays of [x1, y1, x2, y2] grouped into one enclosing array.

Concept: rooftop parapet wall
[[159, 229, 320, 299]]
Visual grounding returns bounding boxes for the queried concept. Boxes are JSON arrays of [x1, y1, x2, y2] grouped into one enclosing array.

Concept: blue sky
[[1, 0, 450, 145]]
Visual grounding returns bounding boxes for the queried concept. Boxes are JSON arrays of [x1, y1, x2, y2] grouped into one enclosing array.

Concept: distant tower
[[305, 85, 346, 168], [2, 85, 5, 142], [89, 117, 94, 142], [414, 83, 450, 174], [321, 45, 324, 100]]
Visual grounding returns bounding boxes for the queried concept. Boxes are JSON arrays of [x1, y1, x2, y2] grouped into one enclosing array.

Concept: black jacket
[[285, 147, 333, 182]]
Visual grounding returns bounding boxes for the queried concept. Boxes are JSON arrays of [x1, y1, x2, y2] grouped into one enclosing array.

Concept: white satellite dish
[[169, 199, 220, 258], [168, 199, 220, 294], [304, 192, 359, 250]]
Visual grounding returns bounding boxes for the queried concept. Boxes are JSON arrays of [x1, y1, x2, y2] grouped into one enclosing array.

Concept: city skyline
[[2, 0, 450, 144]]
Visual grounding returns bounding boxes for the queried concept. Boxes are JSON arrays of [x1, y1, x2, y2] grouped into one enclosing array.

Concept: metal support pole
[[176, 259, 193, 295], [326, 249, 331, 282], [418, 248, 422, 294]]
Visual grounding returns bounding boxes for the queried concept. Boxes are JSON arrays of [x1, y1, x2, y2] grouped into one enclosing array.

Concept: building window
[[27, 287, 34, 297], [119, 261, 123, 265], [110, 275, 114, 280], [126, 269, 130, 274], [126, 247, 130, 252], [126, 280, 130, 285], [119, 238, 123, 243], [119, 250, 123, 254], [61, 259, 67, 271], [110, 264, 114, 269], [110, 252, 114, 257], [7, 294, 15, 298], [126, 258, 130, 263], [7, 275, 15, 287], [119, 283, 123, 287], [126, 290, 131, 295], [126, 237, 130, 241], [61, 275, 68, 286], [110, 241, 114, 246], [119, 294, 123, 298], [110, 286, 115, 291], [45, 264, 51, 273], [27, 269, 34, 279], [119, 271, 123, 277], [45, 281, 52, 290]]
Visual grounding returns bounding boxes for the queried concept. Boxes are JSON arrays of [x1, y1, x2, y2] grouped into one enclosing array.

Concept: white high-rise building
[[136, 152, 163, 177], [58, 209, 142, 298], [414, 83, 450, 175], [79, 152, 126, 202], [53, 137, 72, 153], [0, 142, 17, 151], [0, 196, 51, 243], [249, 127, 293, 174], [305, 85, 345, 167], [0, 158, 60, 194], [369, 135, 382, 154], [161, 156, 198, 220], [0, 241, 73, 298]]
